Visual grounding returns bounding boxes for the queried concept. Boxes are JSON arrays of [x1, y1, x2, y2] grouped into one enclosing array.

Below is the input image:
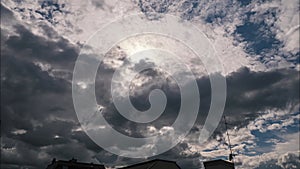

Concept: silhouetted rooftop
[[46, 158, 105, 169], [203, 159, 234, 169], [118, 159, 181, 169]]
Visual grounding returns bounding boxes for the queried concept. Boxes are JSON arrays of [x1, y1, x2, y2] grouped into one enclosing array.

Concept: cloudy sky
[[1, 0, 299, 169]]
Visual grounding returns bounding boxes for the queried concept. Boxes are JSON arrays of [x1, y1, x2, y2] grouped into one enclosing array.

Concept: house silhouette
[[46, 158, 105, 169], [118, 159, 181, 169], [203, 159, 235, 169], [46, 158, 235, 169]]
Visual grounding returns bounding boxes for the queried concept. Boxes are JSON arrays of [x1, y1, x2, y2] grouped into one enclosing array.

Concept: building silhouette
[[203, 159, 235, 169], [118, 159, 181, 169], [46, 158, 236, 169], [46, 158, 105, 169]]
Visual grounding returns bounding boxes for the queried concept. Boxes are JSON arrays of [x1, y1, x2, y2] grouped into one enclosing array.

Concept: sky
[[1, 0, 299, 169]]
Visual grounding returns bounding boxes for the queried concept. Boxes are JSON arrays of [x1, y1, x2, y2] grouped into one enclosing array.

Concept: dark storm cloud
[[5, 25, 77, 69], [1, 23, 77, 133], [97, 63, 299, 138], [1, 3, 14, 23], [93, 56, 299, 168], [0, 20, 101, 168], [117, 67, 298, 169], [11, 120, 74, 147], [190, 67, 299, 139], [224, 67, 299, 127], [1, 137, 47, 168]]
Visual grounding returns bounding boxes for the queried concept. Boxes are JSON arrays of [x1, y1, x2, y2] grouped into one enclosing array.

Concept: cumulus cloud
[[1, 21, 299, 167], [1, 0, 299, 169]]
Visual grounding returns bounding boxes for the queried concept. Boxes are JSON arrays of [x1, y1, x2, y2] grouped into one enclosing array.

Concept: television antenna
[[223, 116, 236, 165]]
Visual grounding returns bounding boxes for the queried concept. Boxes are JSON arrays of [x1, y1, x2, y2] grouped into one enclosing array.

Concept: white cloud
[[246, 0, 299, 68], [274, 0, 300, 54], [247, 104, 299, 133], [275, 132, 300, 155], [2, 1, 299, 168], [12, 129, 27, 135], [2, 0, 253, 75], [277, 151, 300, 169], [3, 0, 299, 75], [181, 104, 299, 168]]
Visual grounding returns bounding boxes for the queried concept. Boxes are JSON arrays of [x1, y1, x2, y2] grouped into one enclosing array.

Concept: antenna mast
[[224, 116, 235, 164]]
